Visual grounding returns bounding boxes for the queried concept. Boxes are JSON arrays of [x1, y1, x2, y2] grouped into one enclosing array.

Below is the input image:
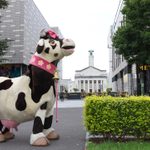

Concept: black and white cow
[[0, 29, 75, 146]]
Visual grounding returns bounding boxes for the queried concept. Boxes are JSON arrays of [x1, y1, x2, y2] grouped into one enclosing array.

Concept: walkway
[[0, 100, 86, 150]]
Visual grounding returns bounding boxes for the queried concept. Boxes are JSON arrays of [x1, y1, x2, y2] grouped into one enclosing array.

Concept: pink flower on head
[[47, 30, 58, 39]]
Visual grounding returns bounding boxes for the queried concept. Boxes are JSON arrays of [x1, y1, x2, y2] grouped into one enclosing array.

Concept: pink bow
[[47, 30, 58, 39]]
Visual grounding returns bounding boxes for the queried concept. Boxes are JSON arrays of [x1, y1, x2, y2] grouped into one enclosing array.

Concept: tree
[[0, 0, 9, 62], [0, 39, 8, 55], [112, 0, 150, 95], [73, 88, 79, 92], [113, 0, 150, 65], [0, 0, 8, 9]]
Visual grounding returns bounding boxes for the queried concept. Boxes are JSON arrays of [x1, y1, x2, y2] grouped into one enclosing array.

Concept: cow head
[[35, 29, 75, 63]]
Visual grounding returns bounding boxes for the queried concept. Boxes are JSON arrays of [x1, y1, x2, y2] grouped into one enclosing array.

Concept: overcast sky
[[33, 0, 120, 80]]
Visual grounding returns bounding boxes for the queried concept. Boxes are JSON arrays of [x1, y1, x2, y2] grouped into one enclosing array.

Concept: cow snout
[[61, 39, 75, 56], [62, 39, 75, 50]]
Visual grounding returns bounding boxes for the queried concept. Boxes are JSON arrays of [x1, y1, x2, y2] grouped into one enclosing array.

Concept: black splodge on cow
[[0, 29, 75, 146]]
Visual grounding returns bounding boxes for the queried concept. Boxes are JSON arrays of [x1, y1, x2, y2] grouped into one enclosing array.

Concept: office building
[[0, 0, 62, 78], [108, 0, 137, 95]]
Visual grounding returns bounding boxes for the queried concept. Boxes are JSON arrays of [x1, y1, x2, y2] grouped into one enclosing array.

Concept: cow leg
[[30, 102, 49, 146], [0, 121, 6, 142], [43, 106, 59, 140], [0, 121, 14, 142]]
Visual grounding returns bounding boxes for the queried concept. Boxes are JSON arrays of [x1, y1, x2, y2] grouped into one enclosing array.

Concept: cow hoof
[[4, 132, 15, 140], [0, 132, 15, 142], [0, 134, 5, 143], [32, 137, 49, 147], [46, 131, 59, 140]]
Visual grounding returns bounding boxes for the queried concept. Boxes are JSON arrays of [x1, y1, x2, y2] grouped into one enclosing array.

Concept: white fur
[[38, 39, 44, 46], [0, 75, 54, 123], [30, 132, 48, 145]]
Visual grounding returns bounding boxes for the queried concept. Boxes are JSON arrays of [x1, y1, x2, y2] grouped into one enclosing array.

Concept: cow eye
[[49, 39, 55, 45]]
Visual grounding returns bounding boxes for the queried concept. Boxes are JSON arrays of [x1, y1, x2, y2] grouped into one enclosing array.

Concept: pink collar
[[29, 55, 57, 74]]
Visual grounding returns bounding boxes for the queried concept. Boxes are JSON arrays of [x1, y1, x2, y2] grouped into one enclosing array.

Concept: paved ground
[[56, 99, 84, 108], [0, 100, 86, 150]]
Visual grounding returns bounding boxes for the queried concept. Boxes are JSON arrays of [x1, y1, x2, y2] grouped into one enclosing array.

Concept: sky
[[33, 0, 120, 80]]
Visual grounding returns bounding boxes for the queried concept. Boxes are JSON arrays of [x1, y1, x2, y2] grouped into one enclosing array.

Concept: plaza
[[0, 100, 86, 150]]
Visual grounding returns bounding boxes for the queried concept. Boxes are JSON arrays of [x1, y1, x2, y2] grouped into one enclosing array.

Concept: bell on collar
[[53, 70, 59, 80]]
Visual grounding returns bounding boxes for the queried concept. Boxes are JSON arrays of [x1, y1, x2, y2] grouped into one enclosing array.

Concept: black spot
[[44, 115, 53, 129], [0, 121, 3, 130], [29, 65, 55, 103], [31, 85, 52, 103], [0, 121, 9, 133], [54, 53, 58, 57], [36, 45, 44, 53], [33, 116, 43, 134], [40, 102, 47, 110], [45, 47, 50, 53], [0, 79, 13, 90], [51, 44, 56, 49], [15, 92, 27, 111]]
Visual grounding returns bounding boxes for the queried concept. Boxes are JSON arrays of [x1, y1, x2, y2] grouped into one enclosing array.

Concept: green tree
[[0, 0, 9, 62], [0, 39, 8, 55], [0, 0, 8, 9], [112, 0, 150, 95], [112, 0, 150, 64], [73, 88, 79, 92]]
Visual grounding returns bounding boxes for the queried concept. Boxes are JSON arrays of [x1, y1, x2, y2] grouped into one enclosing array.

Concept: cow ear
[[40, 29, 47, 39], [36, 39, 44, 54]]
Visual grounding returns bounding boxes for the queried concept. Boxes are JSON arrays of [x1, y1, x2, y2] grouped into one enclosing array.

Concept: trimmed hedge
[[83, 96, 150, 139]]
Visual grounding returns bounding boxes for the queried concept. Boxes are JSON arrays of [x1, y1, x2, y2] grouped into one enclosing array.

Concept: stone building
[[75, 50, 107, 94]]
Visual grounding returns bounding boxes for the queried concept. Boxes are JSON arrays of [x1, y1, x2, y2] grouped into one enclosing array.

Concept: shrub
[[83, 96, 150, 140]]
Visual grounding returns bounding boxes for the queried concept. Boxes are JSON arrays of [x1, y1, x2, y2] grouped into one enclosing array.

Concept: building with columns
[[74, 50, 107, 93]]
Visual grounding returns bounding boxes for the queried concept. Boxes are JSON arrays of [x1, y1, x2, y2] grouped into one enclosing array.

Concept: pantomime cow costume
[[0, 29, 75, 146]]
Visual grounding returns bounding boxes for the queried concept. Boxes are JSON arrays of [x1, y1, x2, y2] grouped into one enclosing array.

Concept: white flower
[[38, 60, 44, 66]]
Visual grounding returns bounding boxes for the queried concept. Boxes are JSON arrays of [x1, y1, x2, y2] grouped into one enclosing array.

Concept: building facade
[[0, 0, 62, 78], [0, 0, 63, 91], [108, 0, 137, 95], [0, 0, 64, 94], [75, 50, 107, 94]]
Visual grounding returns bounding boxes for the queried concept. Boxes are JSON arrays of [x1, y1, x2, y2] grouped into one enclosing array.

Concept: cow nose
[[62, 38, 75, 51], [63, 38, 73, 42], [65, 39, 70, 42]]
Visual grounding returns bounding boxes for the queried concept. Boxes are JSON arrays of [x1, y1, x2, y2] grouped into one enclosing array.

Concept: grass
[[87, 141, 150, 150]]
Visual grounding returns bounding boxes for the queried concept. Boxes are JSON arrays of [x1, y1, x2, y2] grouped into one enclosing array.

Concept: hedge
[[83, 96, 150, 140]]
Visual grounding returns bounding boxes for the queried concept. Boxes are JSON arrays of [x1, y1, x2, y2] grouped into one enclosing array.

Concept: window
[[89, 80, 92, 89], [94, 80, 97, 92], [81, 89, 84, 92], [81, 80, 83, 89]]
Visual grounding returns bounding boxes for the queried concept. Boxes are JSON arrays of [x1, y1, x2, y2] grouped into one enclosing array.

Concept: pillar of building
[[88, 50, 94, 67]]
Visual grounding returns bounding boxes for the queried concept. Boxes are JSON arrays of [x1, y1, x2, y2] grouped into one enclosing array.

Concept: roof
[[75, 66, 106, 72], [75, 66, 107, 79]]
